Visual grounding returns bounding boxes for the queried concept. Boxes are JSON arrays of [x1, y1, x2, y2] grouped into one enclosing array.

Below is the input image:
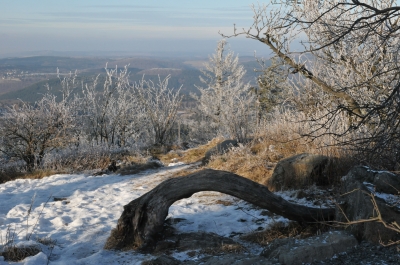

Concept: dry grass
[[240, 221, 328, 246], [35, 236, 57, 246], [1, 245, 41, 262], [157, 137, 224, 165], [206, 137, 321, 185], [0, 169, 59, 185], [120, 154, 149, 165], [206, 112, 357, 185], [166, 167, 203, 179], [0, 225, 43, 262], [0, 153, 150, 184]]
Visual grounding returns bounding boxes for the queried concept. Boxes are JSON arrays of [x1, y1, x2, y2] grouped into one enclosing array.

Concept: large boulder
[[266, 153, 335, 191], [336, 166, 400, 244], [260, 230, 358, 265], [202, 140, 238, 164]]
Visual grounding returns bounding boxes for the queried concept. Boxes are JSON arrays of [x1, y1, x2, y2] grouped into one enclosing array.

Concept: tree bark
[[104, 169, 335, 251]]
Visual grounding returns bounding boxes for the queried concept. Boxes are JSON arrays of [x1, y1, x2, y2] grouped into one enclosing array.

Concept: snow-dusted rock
[[337, 166, 400, 244]]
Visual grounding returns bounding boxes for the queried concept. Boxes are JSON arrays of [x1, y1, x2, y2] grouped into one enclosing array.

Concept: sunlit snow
[[0, 164, 331, 265]]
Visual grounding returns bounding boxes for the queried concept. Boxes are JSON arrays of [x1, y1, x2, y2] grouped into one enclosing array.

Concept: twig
[[333, 189, 400, 247], [26, 194, 53, 241], [26, 192, 37, 240]]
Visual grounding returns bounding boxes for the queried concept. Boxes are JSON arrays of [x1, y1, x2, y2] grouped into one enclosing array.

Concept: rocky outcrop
[[336, 166, 400, 244], [154, 231, 242, 253], [341, 166, 400, 194], [142, 230, 358, 265], [260, 230, 357, 265]]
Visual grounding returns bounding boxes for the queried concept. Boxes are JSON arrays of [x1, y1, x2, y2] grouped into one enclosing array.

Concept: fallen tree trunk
[[104, 169, 335, 251]]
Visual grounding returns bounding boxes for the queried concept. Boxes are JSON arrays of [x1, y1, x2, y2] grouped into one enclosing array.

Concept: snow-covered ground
[[0, 164, 333, 265]]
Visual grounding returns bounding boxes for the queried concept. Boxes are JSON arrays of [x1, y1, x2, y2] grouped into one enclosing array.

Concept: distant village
[[0, 69, 58, 81]]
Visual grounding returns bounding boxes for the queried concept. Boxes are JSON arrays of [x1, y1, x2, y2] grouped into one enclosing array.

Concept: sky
[[0, 0, 273, 58]]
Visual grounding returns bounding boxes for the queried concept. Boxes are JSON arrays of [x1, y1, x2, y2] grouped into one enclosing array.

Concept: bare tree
[[135, 75, 182, 146], [0, 94, 75, 171], [223, 1, 400, 168], [193, 40, 256, 142], [80, 65, 144, 148], [278, 0, 400, 51], [0, 65, 183, 171]]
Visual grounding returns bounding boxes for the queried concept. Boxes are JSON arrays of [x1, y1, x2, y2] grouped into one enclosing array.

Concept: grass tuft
[[1, 245, 41, 262], [0, 170, 59, 185]]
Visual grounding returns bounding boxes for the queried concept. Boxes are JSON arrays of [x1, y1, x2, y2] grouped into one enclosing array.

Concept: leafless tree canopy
[[0, 95, 75, 171], [135, 75, 182, 146], [283, 0, 400, 51], [0, 65, 183, 171], [223, 1, 400, 168]]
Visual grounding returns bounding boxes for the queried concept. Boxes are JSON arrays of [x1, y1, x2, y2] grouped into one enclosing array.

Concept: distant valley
[[0, 56, 262, 103]]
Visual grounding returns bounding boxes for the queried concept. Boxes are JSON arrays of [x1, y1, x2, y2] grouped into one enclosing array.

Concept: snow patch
[[0, 164, 329, 264]]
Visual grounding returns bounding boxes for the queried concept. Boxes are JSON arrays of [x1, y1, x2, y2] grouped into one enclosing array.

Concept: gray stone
[[203, 140, 238, 164], [176, 232, 239, 251], [343, 166, 400, 194], [260, 237, 293, 258], [261, 230, 358, 265], [154, 232, 242, 253], [200, 254, 273, 265], [141, 255, 182, 265], [336, 166, 400, 244], [266, 153, 333, 191]]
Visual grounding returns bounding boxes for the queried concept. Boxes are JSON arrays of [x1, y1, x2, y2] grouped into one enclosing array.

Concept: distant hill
[[0, 70, 203, 102], [0, 56, 267, 103], [0, 56, 196, 73], [0, 56, 106, 73]]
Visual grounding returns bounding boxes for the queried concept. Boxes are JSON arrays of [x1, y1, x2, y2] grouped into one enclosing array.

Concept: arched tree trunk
[[104, 169, 334, 251]]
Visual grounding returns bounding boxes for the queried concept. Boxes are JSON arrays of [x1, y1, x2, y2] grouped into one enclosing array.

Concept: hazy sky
[[0, 0, 272, 58]]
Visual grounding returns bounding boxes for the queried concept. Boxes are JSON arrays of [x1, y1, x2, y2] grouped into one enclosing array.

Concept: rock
[[154, 232, 242, 253], [343, 166, 400, 194], [141, 255, 182, 265], [266, 153, 334, 191], [336, 166, 400, 244], [107, 160, 118, 172], [203, 140, 238, 164], [178, 232, 238, 250], [260, 237, 293, 258], [199, 254, 273, 265], [116, 161, 162, 175], [154, 240, 177, 253], [261, 230, 358, 265]]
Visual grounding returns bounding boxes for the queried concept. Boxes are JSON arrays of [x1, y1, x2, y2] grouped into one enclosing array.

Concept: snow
[[22, 252, 47, 265], [363, 182, 400, 209], [364, 166, 397, 176], [275, 188, 335, 209], [0, 164, 327, 264], [167, 162, 186, 167]]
